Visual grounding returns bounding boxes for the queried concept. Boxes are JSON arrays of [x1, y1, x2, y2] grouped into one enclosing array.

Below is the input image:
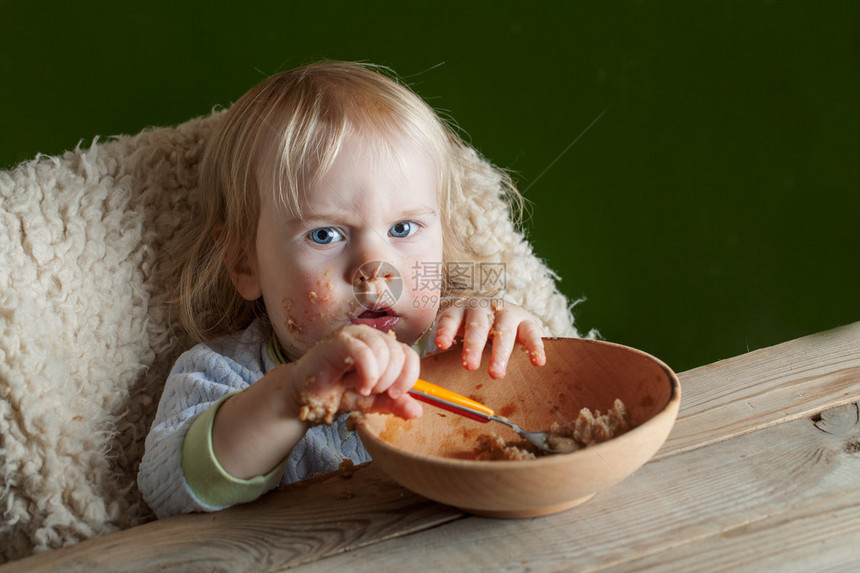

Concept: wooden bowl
[[356, 337, 681, 518]]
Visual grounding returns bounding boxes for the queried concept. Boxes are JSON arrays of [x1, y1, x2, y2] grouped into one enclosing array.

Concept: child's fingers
[[303, 330, 375, 392], [390, 394, 423, 419], [387, 345, 420, 400], [346, 326, 395, 396], [434, 303, 465, 349], [339, 375, 423, 419], [367, 392, 423, 419], [336, 325, 418, 398], [338, 388, 375, 414], [517, 320, 546, 366], [487, 308, 546, 377], [461, 305, 493, 371], [487, 310, 519, 379], [313, 326, 385, 396], [370, 335, 407, 396]]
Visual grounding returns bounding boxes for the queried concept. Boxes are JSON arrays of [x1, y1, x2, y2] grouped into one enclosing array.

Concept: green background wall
[[2, 1, 858, 372]]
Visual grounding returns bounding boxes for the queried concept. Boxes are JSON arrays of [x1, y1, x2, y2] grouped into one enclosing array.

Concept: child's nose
[[348, 235, 401, 297], [348, 233, 394, 276], [352, 261, 398, 286]]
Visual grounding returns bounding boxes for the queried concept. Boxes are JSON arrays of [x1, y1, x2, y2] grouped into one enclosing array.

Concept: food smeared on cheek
[[348, 299, 360, 314], [303, 272, 339, 324], [282, 297, 304, 339], [307, 274, 335, 304]]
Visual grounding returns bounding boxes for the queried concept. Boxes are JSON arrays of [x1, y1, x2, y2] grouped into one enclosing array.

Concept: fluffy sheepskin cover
[[0, 110, 578, 562]]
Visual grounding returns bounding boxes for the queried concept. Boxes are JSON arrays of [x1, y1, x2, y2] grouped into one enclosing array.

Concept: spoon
[[408, 379, 576, 454]]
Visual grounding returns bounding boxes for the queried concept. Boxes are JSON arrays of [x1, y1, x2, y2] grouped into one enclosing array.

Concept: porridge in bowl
[[472, 398, 634, 460]]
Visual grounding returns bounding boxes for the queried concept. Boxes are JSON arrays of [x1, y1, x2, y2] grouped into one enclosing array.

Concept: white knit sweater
[[138, 319, 371, 518]]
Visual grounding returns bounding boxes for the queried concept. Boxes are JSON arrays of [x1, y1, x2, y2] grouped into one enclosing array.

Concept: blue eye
[[309, 227, 343, 245], [389, 221, 417, 238]]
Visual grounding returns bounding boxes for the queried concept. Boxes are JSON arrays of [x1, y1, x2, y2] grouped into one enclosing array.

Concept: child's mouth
[[351, 309, 400, 332], [360, 309, 387, 318]]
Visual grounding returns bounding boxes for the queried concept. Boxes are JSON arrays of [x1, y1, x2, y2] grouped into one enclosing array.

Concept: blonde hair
[[169, 61, 523, 342]]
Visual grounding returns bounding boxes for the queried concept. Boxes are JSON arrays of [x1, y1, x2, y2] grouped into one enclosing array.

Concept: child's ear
[[215, 225, 263, 302], [228, 250, 263, 302]]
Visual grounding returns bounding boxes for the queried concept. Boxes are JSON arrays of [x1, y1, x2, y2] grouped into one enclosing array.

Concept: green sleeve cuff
[[182, 394, 288, 507]]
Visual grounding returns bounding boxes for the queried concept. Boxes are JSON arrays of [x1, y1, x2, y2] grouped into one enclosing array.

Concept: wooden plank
[[596, 403, 860, 572], [657, 321, 860, 459], [4, 322, 857, 571], [294, 402, 860, 572], [598, 487, 860, 572], [2, 463, 464, 572]]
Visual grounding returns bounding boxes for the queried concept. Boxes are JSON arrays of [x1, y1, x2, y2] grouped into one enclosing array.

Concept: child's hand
[[295, 324, 423, 423], [211, 324, 421, 479], [434, 299, 546, 379]]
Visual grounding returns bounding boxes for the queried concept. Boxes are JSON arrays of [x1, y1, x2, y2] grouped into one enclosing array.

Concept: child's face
[[234, 133, 444, 361]]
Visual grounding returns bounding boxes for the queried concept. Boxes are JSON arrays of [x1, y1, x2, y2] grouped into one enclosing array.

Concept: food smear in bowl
[[472, 399, 634, 460]]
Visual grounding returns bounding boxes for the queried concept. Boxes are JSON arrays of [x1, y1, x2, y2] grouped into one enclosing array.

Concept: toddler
[[138, 61, 547, 518]]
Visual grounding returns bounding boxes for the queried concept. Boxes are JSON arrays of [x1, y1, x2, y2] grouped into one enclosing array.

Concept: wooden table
[[6, 322, 859, 572]]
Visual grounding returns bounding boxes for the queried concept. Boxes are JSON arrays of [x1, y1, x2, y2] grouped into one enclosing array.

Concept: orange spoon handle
[[409, 379, 495, 423]]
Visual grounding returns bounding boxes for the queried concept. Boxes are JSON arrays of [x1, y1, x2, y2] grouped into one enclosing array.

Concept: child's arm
[[434, 299, 546, 379], [211, 324, 421, 480]]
